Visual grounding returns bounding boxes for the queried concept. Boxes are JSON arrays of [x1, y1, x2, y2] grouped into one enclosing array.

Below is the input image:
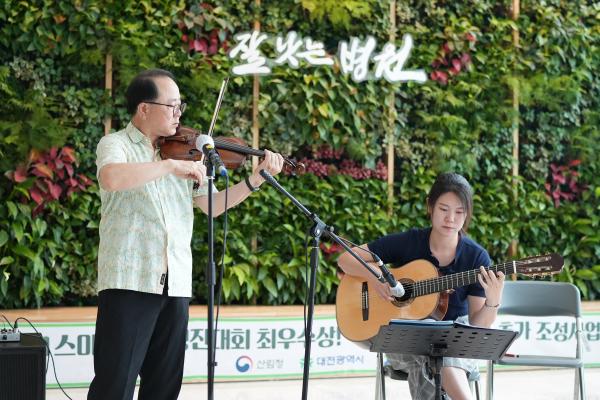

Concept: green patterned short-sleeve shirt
[[96, 122, 207, 297]]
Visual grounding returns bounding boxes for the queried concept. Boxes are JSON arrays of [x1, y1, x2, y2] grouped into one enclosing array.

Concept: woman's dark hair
[[125, 69, 176, 115], [427, 172, 474, 232]]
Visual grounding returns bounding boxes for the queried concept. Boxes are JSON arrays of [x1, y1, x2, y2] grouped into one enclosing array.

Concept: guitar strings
[[391, 260, 529, 298]]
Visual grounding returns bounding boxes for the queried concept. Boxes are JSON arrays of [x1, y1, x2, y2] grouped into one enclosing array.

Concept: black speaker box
[[0, 332, 46, 400]]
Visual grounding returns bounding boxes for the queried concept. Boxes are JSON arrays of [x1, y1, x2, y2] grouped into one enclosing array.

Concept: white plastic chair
[[486, 281, 587, 400]]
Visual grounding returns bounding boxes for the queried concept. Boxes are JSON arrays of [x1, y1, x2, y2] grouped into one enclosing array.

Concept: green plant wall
[[1, 0, 598, 308]]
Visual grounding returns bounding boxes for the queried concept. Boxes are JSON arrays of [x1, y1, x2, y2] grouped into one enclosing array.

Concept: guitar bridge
[[361, 282, 369, 321]]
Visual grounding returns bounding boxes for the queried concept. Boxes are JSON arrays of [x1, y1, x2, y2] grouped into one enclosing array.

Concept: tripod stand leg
[[375, 352, 386, 400], [429, 356, 443, 400], [486, 360, 494, 400], [301, 237, 320, 400]]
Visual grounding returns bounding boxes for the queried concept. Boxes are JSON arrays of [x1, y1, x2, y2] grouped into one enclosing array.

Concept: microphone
[[371, 254, 405, 298], [195, 134, 228, 177], [337, 236, 406, 298], [354, 247, 405, 298]]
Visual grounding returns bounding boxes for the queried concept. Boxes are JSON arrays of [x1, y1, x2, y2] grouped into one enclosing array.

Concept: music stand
[[371, 320, 518, 400]]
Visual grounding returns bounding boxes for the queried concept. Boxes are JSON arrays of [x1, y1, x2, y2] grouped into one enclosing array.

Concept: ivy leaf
[[262, 277, 278, 297], [33, 257, 44, 276], [7, 202, 17, 218], [13, 245, 36, 261], [317, 103, 329, 117], [37, 278, 47, 293], [0, 231, 8, 248], [0, 257, 14, 266], [12, 222, 24, 243], [222, 276, 231, 298], [0, 278, 7, 297], [49, 280, 62, 296], [575, 269, 597, 280], [34, 219, 47, 237]]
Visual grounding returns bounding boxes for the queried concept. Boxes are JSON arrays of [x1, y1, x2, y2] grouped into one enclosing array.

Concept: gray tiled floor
[[47, 368, 600, 400]]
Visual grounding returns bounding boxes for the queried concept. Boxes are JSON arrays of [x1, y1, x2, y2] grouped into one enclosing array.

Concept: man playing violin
[[88, 68, 284, 400]]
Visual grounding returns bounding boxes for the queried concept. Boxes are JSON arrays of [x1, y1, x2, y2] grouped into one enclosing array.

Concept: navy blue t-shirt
[[368, 227, 492, 321]]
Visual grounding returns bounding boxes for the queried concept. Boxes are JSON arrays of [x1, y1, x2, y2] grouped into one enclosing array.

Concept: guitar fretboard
[[406, 261, 518, 297]]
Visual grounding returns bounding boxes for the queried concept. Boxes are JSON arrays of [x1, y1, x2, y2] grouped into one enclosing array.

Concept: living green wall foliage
[[0, 0, 599, 308], [191, 172, 394, 305]]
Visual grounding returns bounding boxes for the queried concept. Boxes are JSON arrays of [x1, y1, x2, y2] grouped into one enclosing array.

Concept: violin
[[157, 125, 305, 175]]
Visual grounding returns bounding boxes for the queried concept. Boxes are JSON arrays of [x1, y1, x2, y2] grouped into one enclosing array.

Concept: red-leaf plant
[[430, 32, 476, 85], [6, 147, 93, 215], [544, 159, 586, 207], [319, 242, 343, 256], [286, 145, 388, 181], [177, 3, 230, 56]]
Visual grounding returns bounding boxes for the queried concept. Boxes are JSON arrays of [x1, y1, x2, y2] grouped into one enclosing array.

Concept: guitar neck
[[412, 261, 517, 297]]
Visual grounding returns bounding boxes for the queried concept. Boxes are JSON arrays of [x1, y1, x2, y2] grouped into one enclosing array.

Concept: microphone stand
[[203, 76, 229, 400], [206, 162, 217, 400], [259, 170, 390, 400]]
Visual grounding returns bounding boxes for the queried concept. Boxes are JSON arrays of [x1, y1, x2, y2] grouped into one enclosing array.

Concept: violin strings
[[214, 140, 269, 158], [213, 139, 297, 168]]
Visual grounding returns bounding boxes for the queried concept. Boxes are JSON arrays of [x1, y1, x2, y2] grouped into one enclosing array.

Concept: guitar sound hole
[[390, 280, 413, 306]]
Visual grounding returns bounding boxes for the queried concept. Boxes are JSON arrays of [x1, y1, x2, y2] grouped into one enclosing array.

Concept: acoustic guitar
[[335, 253, 564, 346]]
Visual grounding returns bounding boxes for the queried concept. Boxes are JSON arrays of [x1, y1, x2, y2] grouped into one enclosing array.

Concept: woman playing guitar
[[337, 172, 505, 400]]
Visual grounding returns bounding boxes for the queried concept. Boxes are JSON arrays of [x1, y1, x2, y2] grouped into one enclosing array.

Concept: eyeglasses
[[144, 101, 187, 117]]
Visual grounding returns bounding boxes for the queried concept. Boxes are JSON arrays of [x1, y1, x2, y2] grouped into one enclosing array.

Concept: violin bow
[[207, 77, 229, 138], [198, 77, 229, 164]]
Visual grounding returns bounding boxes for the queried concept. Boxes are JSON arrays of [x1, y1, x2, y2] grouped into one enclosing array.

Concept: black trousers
[[87, 287, 190, 400]]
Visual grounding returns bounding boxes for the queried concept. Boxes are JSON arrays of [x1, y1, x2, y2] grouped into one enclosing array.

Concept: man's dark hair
[[427, 172, 474, 232], [125, 69, 176, 115]]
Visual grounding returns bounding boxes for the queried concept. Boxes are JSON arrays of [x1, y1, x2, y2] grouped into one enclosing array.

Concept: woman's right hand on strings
[[169, 159, 206, 184], [373, 278, 395, 302]]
